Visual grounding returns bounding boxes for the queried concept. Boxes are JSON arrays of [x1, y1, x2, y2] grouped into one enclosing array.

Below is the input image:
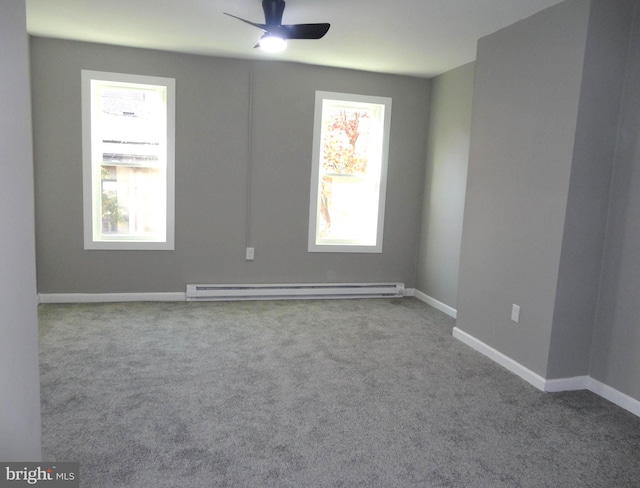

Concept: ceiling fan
[[225, 0, 331, 52]]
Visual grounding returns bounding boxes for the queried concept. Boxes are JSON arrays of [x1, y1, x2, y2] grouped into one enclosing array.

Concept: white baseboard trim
[[588, 377, 640, 418], [452, 327, 547, 390], [452, 327, 640, 418], [38, 292, 186, 304], [543, 376, 590, 392], [413, 289, 457, 318]]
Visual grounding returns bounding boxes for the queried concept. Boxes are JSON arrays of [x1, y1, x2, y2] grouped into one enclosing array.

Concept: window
[[308, 91, 392, 253], [82, 70, 175, 250]]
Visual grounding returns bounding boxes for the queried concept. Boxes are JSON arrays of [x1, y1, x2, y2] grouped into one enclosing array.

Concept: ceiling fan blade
[[224, 12, 267, 31], [227, 2, 331, 46], [280, 23, 331, 40]]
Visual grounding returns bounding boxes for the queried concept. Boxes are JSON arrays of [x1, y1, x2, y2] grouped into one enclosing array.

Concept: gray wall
[[416, 62, 475, 309], [456, 0, 639, 405], [0, 0, 42, 460], [31, 38, 430, 294], [547, 0, 633, 379], [457, 0, 592, 376], [591, 3, 640, 400]]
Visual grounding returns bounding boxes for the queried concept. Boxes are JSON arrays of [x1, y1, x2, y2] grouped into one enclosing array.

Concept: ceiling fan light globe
[[259, 35, 287, 52]]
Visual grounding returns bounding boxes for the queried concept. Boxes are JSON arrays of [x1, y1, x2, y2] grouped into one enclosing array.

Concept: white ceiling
[[26, 0, 565, 79]]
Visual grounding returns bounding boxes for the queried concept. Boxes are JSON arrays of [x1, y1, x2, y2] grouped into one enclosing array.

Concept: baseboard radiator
[[186, 282, 405, 301]]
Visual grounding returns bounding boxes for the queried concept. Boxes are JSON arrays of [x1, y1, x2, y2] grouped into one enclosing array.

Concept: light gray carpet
[[38, 298, 640, 487]]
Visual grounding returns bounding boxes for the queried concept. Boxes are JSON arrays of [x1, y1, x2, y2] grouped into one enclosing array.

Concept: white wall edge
[[452, 327, 547, 390], [403, 288, 416, 297], [453, 327, 640, 418], [38, 292, 186, 304], [413, 289, 457, 318]]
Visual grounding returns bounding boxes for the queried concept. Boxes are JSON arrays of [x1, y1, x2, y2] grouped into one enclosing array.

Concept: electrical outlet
[[245, 247, 255, 261], [511, 304, 521, 323]]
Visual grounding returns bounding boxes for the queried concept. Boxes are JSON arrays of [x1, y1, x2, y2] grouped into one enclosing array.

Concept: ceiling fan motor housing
[[263, 0, 286, 26]]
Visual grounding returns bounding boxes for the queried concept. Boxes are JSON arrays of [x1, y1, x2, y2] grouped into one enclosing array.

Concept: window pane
[[95, 85, 166, 240], [99, 86, 165, 151], [319, 174, 379, 244], [100, 165, 165, 238], [318, 103, 383, 245]]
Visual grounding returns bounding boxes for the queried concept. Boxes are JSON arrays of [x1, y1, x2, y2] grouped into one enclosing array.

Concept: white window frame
[[81, 70, 175, 250], [308, 91, 392, 253]]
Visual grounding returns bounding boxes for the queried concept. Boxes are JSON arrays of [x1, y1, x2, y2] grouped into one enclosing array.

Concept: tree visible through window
[[309, 92, 392, 253]]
